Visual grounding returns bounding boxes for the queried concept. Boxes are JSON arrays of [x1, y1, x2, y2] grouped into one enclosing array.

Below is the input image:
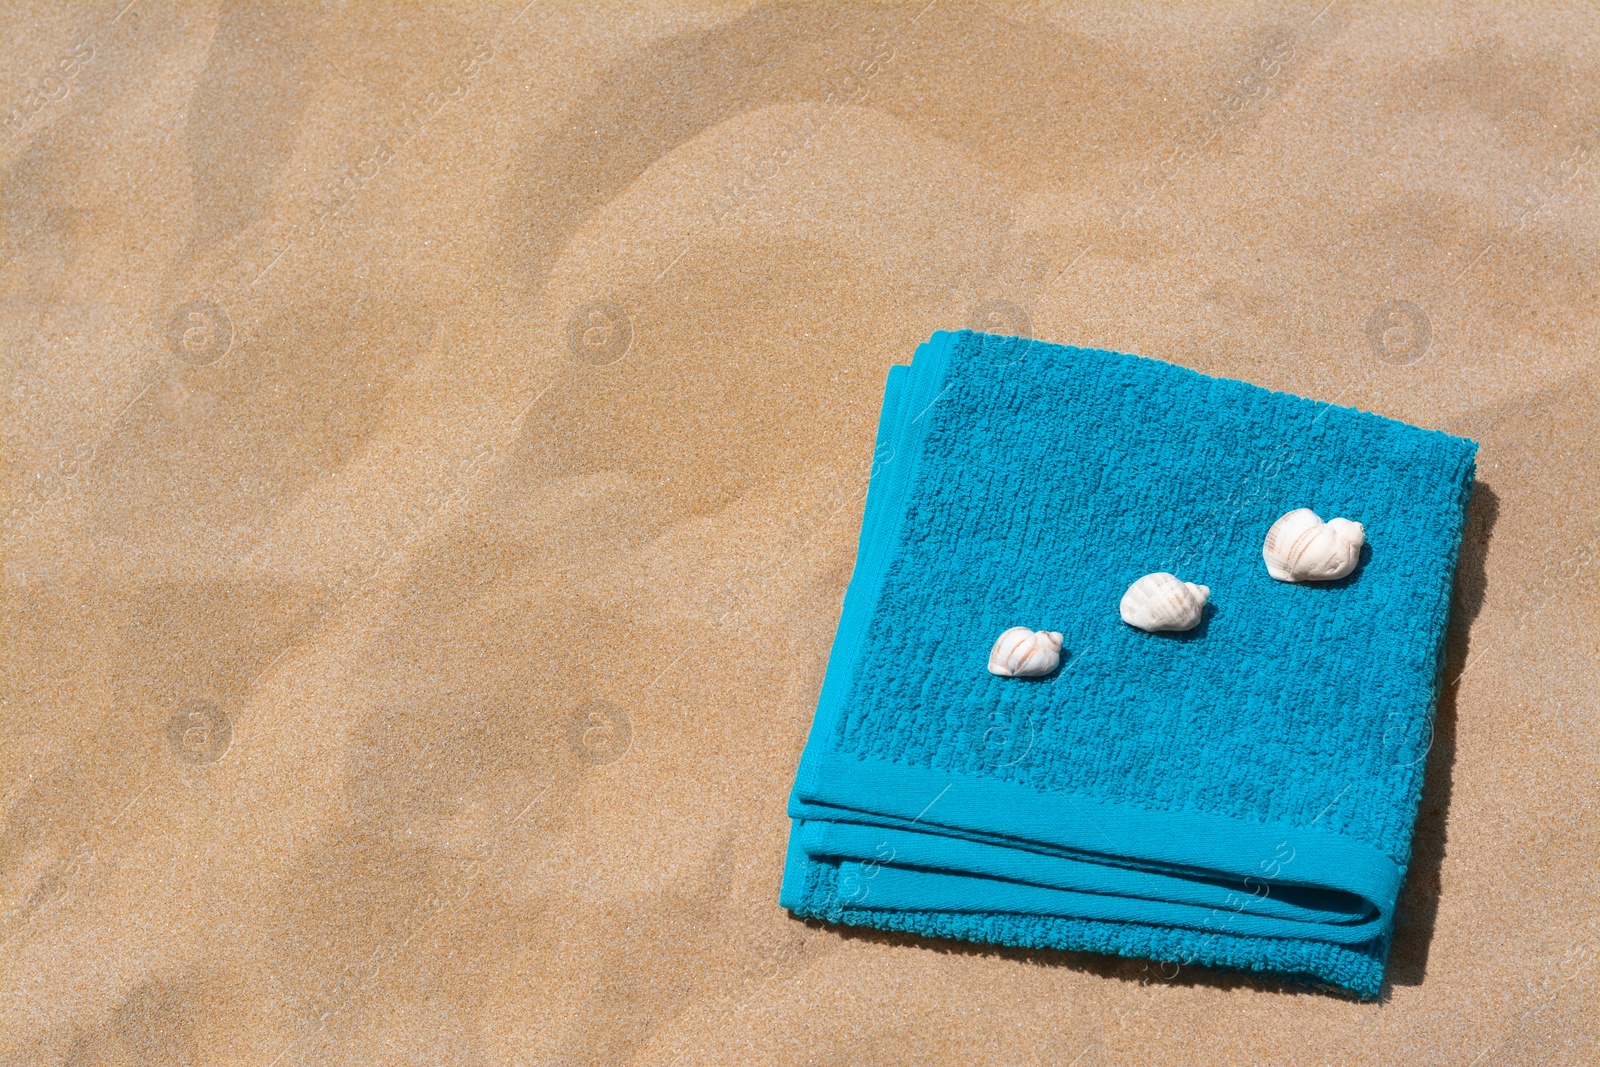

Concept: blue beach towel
[[780, 330, 1477, 998]]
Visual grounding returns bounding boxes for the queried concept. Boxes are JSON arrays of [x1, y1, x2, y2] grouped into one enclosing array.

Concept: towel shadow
[[1383, 479, 1497, 989]]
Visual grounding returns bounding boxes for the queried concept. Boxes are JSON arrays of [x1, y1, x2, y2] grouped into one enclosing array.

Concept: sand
[[1, 2, 1596, 1064]]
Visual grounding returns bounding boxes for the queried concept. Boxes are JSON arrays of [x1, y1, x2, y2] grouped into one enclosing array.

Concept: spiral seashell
[[987, 626, 1064, 677], [1119, 572, 1209, 633], [1262, 508, 1365, 582]]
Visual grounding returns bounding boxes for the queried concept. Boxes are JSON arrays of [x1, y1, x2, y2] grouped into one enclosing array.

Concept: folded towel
[[780, 330, 1477, 998]]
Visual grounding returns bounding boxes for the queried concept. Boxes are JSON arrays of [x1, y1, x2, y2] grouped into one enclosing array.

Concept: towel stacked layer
[[780, 330, 1477, 998]]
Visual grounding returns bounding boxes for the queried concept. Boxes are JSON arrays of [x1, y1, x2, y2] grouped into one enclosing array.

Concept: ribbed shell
[[1263, 508, 1365, 582], [987, 627, 1064, 677], [1119, 572, 1209, 632]]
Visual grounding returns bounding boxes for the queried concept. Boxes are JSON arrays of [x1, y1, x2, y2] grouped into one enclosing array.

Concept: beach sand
[[1, 2, 1596, 1063]]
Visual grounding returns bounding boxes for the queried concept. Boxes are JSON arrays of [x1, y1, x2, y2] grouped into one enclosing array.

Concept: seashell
[[1262, 508, 1365, 582], [1120, 572, 1209, 633], [987, 626, 1064, 677]]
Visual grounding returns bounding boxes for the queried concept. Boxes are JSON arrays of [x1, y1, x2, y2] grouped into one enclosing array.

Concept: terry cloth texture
[[780, 330, 1478, 998]]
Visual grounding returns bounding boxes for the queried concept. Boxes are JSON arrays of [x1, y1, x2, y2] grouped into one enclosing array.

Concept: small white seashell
[[1120, 572, 1210, 633], [1262, 508, 1366, 582], [987, 626, 1064, 677]]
